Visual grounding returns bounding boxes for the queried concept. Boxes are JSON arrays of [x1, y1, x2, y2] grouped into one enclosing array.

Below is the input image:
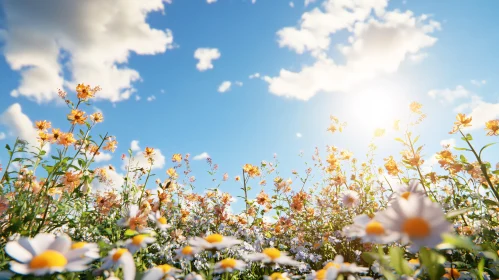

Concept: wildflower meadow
[[0, 84, 498, 280]]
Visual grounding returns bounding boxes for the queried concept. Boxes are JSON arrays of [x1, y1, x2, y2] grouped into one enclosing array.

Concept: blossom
[[67, 109, 87, 125], [265, 272, 291, 280], [172, 153, 182, 162], [125, 234, 156, 254], [188, 234, 242, 251], [376, 195, 453, 252], [384, 156, 401, 176], [57, 132, 76, 147], [5, 233, 98, 276], [144, 147, 155, 159], [485, 119, 499, 136], [90, 112, 104, 123], [174, 245, 201, 260], [246, 248, 301, 266], [166, 168, 178, 179], [213, 258, 246, 274], [343, 214, 398, 244], [388, 180, 425, 203], [243, 164, 261, 177], [97, 248, 135, 280], [341, 190, 359, 208], [34, 120, 51, 131], [117, 205, 148, 231], [103, 138, 118, 153], [142, 264, 181, 280], [323, 255, 368, 277], [409, 102, 422, 114], [148, 211, 171, 231], [76, 83, 95, 100]]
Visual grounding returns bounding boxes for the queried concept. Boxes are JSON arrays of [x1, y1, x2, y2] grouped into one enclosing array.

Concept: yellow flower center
[[403, 217, 430, 238], [158, 217, 167, 224], [263, 248, 281, 260], [315, 269, 327, 280], [181, 246, 194, 255], [205, 234, 223, 243], [132, 235, 146, 246], [409, 259, 420, 265], [220, 258, 237, 269], [365, 221, 385, 235], [324, 262, 340, 269], [29, 250, 68, 269], [112, 248, 128, 262], [401, 192, 411, 199], [71, 242, 87, 249], [157, 264, 173, 273], [270, 272, 286, 280]]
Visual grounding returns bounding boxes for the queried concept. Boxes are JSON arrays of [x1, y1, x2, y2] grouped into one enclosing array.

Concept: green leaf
[[479, 142, 496, 158], [124, 229, 138, 237], [438, 233, 479, 251], [454, 147, 471, 151], [389, 247, 413, 276], [5, 144, 11, 151], [483, 199, 499, 207], [419, 249, 445, 280], [477, 258, 485, 280], [446, 207, 473, 218]]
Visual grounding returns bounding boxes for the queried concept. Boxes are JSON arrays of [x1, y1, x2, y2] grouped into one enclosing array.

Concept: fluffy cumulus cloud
[[218, 81, 232, 93], [193, 152, 210, 160], [122, 141, 166, 171], [92, 166, 125, 191], [194, 48, 221, 71], [268, 0, 440, 100], [296, 132, 302, 138], [93, 152, 113, 163], [0, 103, 49, 153], [0, 132, 6, 140], [440, 138, 456, 149], [1, 0, 174, 103], [207, 0, 217, 3], [131, 140, 141, 152], [455, 96, 499, 130], [471, 79, 487, 87], [428, 85, 470, 104]]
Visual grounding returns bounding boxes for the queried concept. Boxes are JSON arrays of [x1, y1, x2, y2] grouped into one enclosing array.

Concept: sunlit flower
[[144, 147, 155, 158], [166, 168, 178, 179], [117, 205, 148, 231], [341, 190, 359, 208], [67, 109, 87, 125], [376, 195, 453, 252], [485, 119, 499, 136], [388, 180, 425, 203], [148, 211, 171, 231], [172, 153, 182, 162], [103, 138, 118, 153], [409, 102, 422, 114], [384, 156, 401, 176], [90, 112, 104, 123], [455, 113, 472, 127], [70, 242, 100, 259], [443, 268, 461, 279], [235, 175, 241, 181], [243, 164, 261, 177], [343, 214, 398, 244], [142, 264, 181, 280], [323, 255, 368, 276], [175, 245, 200, 260], [374, 128, 385, 137], [246, 248, 301, 266], [125, 234, 156, 254], [97, 248, 135, 280], [57, 132, 76, 147], [5, 233, 98, 276], [76, 83, 95, 100], [188, 234, 242, 251], [214, 258, 246, 274], [34, 120, 51, 131]]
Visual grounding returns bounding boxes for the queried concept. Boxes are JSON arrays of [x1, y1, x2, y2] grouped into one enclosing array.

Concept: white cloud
[[92, 166, 125, 191], [471, 79, 487, 87], [235, 81, 243, 87], [269, 1, 440, 100], [409, 52, 428, 62], [130, 140, 141, 152], [2, 0, 174, 103], [207, 0, 217, 3], [290, 2, 295, 8], [146, 95, 156, 102], [194, 48, 221, 71], [304, 0, 316, 7], [440, 138, 456, 149], [296, 132, 302, 138], [218, 81, 232, 93], [421, 154, 438, 173], [0, 103, 49, 153], [93, 152, 112, 163], [0, 132, 5, 140], [121, 140, 166, 170], [135, 95, 141, 101], [428, 85, 470, 104], [193, 152, 210, 160], [455, 96, 499, 130], [160, 89, 165, 94], [249, 73, 261, 79]]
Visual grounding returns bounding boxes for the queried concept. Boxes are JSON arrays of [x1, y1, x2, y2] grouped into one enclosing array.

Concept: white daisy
[[148, 211, 171, 231], [343, 214, 398, 244], [117, 204, 141, 228], [5, 233, 98, 276], [323, 255, 368, 274], [174, 245, 201, 261], [388, 180, 426, 204], [125, 234, 156, 254], [142, 264, 181, 280], [97, 248, 135, 280], [376, 195, 453, 252], [70, 241, 100, 259], [188, 233, 242, 251], [265, 272, 291, 280], [246, 248, 301, 266], [341, 190, 360, 208], [213, 258, 247, 274]]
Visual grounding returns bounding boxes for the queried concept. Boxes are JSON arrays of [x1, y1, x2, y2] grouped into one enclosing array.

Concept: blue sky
[[0, 0, 498, 201]]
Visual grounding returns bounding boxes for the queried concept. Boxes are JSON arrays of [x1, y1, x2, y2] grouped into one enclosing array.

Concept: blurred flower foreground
[[0, 84, 499, 280]]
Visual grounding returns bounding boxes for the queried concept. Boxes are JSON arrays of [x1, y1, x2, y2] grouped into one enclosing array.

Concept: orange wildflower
[[67, 109, 87, 125]]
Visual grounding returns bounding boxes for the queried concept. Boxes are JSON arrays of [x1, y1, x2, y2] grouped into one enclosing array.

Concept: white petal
[[48, 235, 71, 253], [142, 268, 165, 280], [118, 252, 136, 280], [65, 262, 89, 272], [5, 242, 33, 263], [9, 262, 31, 275], [30, 233, 55, 255]]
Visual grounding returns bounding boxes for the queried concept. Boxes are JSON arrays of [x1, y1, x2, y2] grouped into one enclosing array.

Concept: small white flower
[[125, 234, 156, 254], [117, 205, 140, 227], [343, 214, 398, 244], [142, 264, 181, 280], [70, 241, 100, 259], [185, 272, 204, 280], [388, 180, 425, 205], [323, 255, 368, 274], [341, 190, 359, 208], [188, 234, 241, 250], [148, 211, 171, 231], [264, 272, 291, 280], [5, 233, 98, 276], [213, 258, 246, 274], [377, 195, 453, 252], [175, 245, 201, 261], [97, 248, 135, 280], [246, 248, 301, 266]]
